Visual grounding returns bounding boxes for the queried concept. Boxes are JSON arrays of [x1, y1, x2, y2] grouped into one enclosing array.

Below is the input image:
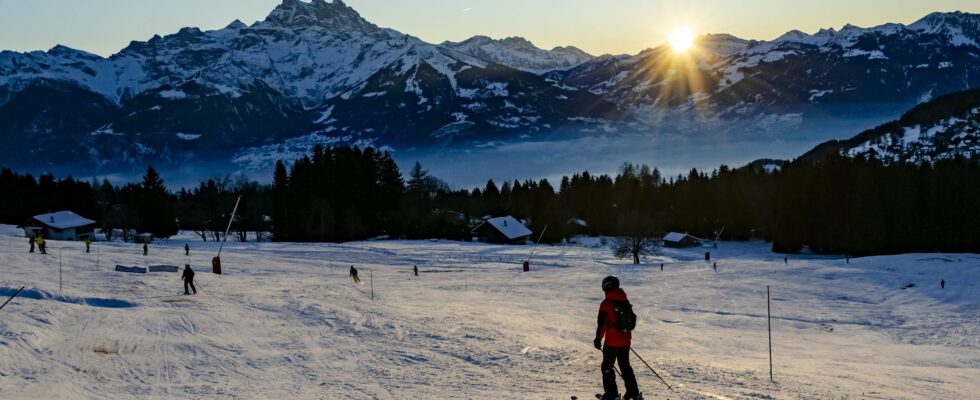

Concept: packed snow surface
[[0, 225, 978, 399]]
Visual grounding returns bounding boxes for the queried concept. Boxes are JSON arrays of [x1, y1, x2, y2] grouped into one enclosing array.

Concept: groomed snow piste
[[0, 225, 977, 399]]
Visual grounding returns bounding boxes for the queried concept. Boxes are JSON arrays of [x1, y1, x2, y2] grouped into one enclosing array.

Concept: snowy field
[[0, 225, 978, 399]]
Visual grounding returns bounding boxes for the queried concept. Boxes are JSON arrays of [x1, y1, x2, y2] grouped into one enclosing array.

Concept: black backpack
[[612, 300, 637, 332]]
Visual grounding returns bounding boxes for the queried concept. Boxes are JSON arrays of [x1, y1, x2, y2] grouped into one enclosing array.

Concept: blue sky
[[1, 0, 978, 56]]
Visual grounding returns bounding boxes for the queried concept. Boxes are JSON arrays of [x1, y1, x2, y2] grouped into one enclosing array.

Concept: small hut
[[19, 211, 97, 241], [663, 232, 702, 248], [471, 216, 533, 244]]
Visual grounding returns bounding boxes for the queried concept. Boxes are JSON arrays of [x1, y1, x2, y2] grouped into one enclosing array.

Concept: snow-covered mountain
[[441, 36, 594, 74], [0, 0, 618, 170], [801, 89, 980, 163], [550, 12, 980, 117], [1, 1, 979, 175]]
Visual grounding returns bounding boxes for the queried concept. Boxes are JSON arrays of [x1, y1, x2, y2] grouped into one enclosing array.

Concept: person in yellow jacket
[[36, 235, 47, 255], [85, 238, 92, 253]]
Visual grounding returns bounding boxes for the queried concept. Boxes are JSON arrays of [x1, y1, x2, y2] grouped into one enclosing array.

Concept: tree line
[[2, 146, 978, 256]]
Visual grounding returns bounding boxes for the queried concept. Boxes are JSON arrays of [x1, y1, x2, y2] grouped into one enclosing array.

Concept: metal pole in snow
[[526, 225, 548, 263], [217, 195, 243, 258], [768, 285, 774, 383], [59, 248, 63, 292], [370, 269, 374, 300], [97, 248, 100, 270]]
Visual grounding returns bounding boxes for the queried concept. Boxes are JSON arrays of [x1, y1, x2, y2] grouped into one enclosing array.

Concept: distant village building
[[135, 233, 155, 244], [19, 211, 96, 241], [472, 216, 533, 244], [663, 232, 702, 248]]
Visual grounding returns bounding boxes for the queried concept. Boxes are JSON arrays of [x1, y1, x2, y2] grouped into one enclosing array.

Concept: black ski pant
[[184, 279, 197, 294], [601, 345, 639, 398]]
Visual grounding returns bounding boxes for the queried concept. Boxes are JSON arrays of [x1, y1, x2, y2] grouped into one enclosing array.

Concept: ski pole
[[630, 348, 673, 391], [0, 286, 26, 311]]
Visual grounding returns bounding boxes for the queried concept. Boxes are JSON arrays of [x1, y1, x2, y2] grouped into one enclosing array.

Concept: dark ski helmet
[[601, 275, 620, 292]]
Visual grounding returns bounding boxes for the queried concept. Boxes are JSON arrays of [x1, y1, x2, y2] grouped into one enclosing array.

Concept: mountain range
[[800, 89, 980, 164], [1, 0, 979, 176]]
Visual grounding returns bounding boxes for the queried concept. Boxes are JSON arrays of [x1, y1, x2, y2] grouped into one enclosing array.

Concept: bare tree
[[611, 213, 661, 264]]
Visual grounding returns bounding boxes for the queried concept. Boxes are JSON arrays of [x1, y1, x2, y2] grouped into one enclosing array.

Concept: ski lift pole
[[524, 225, 548, 271], [213, 195, 242, 275]]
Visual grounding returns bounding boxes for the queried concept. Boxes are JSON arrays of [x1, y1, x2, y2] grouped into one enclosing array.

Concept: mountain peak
[[910, 11, 980, 30], [264, 0, 377, 31], [225, 19, 247, 30], [499, 36, 537, 49], [909, 11, 980, 46]]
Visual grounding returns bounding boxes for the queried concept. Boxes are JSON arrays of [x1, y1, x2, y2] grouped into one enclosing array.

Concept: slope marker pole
[[768, 285, 774, 383]]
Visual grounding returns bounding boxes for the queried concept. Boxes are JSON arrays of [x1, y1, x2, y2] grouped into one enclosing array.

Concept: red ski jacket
[[597, 288, 632, 347]]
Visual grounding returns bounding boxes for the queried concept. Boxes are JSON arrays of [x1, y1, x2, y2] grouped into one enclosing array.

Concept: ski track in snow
[[0, 225, 978, 399]]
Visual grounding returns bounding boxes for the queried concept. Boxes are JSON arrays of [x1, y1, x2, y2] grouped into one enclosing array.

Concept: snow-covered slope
[[802, 89, 980, 163], [0, 225, 978, 398], [442, 36, 594, 74]]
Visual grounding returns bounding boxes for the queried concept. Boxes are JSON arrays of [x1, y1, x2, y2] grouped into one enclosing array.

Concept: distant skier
[[660, 263, 663, 271], [29, 236, 35, 253], [182, 264, 197, 295], [143, 243, 148, 256], [846, 255, 850, 264], [185, 243, 190, 256], [594, 276, 641, 400], [941, 279, 945, 289], [36, 235, 47, 255], [85, 238, 92, 253], [413, 265, 419, 277], [784, 257, 788, 264], [713, 262, 717, 271], [704, 251, 710, 261], [350, 266, 361, 284]]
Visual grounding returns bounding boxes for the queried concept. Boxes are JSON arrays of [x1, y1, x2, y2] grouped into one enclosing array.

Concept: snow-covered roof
[[663, 232, 694, 242], [475, 216, 533, 240], [30, 211, 96, 229]]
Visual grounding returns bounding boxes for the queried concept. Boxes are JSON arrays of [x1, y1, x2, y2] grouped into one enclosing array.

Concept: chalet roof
[[664, 232, 695, 242], [473, 216, 533, 240], [26, 211, 96, 230]]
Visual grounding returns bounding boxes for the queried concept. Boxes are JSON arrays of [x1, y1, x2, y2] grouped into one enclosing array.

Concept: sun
[[669, 27, 695, 52]]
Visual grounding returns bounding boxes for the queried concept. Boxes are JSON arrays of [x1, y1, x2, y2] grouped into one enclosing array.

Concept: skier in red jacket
[[594, 275, 641, 400]]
